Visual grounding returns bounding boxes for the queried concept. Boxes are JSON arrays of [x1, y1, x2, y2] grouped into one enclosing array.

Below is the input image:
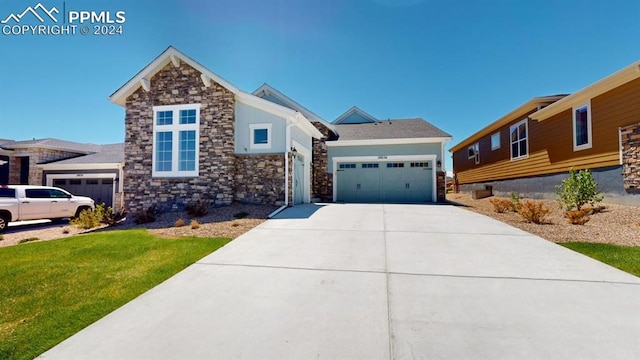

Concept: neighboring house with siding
[[0, 139, 124, 208], [110, 46, 451, 212], [451, 60, 640, 205]]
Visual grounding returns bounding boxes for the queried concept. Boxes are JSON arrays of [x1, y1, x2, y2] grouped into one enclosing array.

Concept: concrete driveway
[[40, 204, 640, 359]]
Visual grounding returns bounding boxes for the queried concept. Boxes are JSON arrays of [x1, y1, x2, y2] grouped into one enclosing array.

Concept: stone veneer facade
[[621, 122, 640, 191], [311, 123, 334, 201], [8, 149, 81, 185], [123, 61, 290, 213], [436, 171, 446, 202]]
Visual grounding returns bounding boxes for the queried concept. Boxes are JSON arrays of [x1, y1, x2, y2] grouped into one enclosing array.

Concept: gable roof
[[333, 118, 451, 143], [449, 95, 567, 153], [109, 46, 323, 139], [333, 106, 378, 124], [0, 138, 100, 154], [253, 84, 337, 133], [531, 60, 640, 121]]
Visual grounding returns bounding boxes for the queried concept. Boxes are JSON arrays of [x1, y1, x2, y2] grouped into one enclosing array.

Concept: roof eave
[[531, 61, 640, 121], [109, 46, 240, 107], [449, 95, 566, 153]]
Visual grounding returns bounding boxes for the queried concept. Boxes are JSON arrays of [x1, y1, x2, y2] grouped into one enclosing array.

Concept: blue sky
[[1, 0, 639, 171]]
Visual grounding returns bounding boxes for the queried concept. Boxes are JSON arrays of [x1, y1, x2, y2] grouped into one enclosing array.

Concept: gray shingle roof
[[1, 138, 100, 153], [44, 143, 124, 165], [335, 118, 451, 141]]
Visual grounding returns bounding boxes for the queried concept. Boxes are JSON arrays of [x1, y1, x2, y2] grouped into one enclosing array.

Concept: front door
[[293, 155, 305, 204]]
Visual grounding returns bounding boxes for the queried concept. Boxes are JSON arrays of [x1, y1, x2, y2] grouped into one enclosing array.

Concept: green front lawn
[[0, 229, 230, 360], [561, 242, 640, 277]]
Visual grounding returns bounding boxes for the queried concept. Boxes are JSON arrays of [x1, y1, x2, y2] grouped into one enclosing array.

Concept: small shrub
[[517, 200, 551, 224], [133, 206, 157, 225], [557, 168, 603, 211], [18, 237, 39, 244], [185, 200, 209, 217], [175, 218, 185, 227], [489, 198, 513, 213], [70, 207, 102, 229], [190, 219, 200, 229], [100, 206, 127, 225], [233, 211, 248, 219], [510, 192, 521, 211], [231, 222, 240, 227], [566, 209, 591, 225], [62, 228, 70, 234]]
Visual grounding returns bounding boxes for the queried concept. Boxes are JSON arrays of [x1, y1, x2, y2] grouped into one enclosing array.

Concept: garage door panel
[[336, 160, 433, 204], [51, 178, 114, 207]]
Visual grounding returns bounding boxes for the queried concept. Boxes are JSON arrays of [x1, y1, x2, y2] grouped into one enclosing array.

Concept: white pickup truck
[[0, 185, 95, 232]]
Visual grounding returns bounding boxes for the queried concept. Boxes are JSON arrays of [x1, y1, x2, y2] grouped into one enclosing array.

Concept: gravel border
[[0, 203, 278, 247], [448, 193, 640, 246]]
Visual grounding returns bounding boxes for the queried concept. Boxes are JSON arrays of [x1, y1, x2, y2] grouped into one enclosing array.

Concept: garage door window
[[53, 179, 66, 186], [410, 162, 430, 168], [70, 180, 81, 185], [339, 163, 356, 169], [361, 163, 379, 168], [386, 163, 404, 168]]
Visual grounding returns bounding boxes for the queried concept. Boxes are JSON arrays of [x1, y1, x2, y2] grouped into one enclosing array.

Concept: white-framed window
[[152, 104, 200, 177], [249, 123, 272, 149], [510, 119, 528, 160], [491, 132, 501, 150], [468, 143, 479, 164], [573, 101, 592, 151]]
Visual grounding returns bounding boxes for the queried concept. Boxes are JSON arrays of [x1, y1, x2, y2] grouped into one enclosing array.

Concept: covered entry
[[334, 156, 436, 203]]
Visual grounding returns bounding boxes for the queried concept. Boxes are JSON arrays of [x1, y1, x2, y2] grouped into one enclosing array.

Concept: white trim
[[140, 78, 150, 92], [326, 137, 451, 147], [572, 100, 593, 151], [249, 123, 273, 150], [491, 132, 501, 150], [509, 119, 529, 161], [292, 140, 312, 204], [334, 106, 378, 124], [332, 154, 437, 203], [619, 126, 624, 165], [38, 163, 121, 171], [152, 104, 201, 178]]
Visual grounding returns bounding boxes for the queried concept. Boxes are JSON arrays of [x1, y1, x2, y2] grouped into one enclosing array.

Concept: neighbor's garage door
[[52, 178, 114, 207], [336, 161, 433, 203]]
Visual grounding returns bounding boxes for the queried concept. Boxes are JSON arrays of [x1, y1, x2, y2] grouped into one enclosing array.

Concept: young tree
[[556, 168, 603, 211]]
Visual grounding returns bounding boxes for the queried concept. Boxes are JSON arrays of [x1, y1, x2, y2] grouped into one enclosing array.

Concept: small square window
[[253, 129, 268, 144], [491, 132, 500, 150], [180, 109, 197, 124], [157, 110, 173, 125]]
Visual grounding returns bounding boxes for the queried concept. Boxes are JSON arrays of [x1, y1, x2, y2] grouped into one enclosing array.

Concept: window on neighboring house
[[510, 119, 528, 160], [491, 132, 501, 150], [468, 143, 479, 164], [152, 104, 200, 177], [573, 101, 592, 151], [249, 123, 272, 149]]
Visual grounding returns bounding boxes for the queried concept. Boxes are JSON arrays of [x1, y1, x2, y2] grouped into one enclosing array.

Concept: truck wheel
[[74, 206, 91, 219], [0, 213, 9, 233]]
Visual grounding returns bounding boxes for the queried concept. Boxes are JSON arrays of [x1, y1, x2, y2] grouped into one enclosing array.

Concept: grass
[[561, 242, 640, 277], [0, 229, 230, 360]]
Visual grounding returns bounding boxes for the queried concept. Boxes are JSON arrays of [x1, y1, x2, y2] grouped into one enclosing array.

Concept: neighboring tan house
[[110, 46, 451, 212], [451, 60, 640, 205], [0, 139, 124, 208]]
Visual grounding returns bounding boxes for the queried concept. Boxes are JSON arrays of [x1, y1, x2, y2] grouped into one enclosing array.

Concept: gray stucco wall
[[458, 165, 640, 206], [327, 143, 443, 172]]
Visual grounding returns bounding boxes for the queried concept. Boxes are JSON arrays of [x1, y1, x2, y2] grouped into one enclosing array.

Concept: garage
[[336, 160, 434, 203], [51, 177, 115, 207]]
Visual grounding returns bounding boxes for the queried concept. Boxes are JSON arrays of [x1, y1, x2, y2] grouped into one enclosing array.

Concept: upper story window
[[491, 132, 501, 150], [468, 143, 479, 164], [249, 123, 272, 150], [573, 101, 592, 151], [510, 119, 528, 160], [152, 104, 200, 177]]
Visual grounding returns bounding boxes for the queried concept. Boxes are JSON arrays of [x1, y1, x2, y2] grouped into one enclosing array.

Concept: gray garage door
[[336, 161, 433, 203], [52, 178, 114, 207]]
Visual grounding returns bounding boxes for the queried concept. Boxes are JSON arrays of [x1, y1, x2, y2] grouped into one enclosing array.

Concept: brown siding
[[454, 77, 640, 185]]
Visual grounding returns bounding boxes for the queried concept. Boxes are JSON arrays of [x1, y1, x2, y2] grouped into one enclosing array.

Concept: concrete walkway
[[40, 204, 640, 359]]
